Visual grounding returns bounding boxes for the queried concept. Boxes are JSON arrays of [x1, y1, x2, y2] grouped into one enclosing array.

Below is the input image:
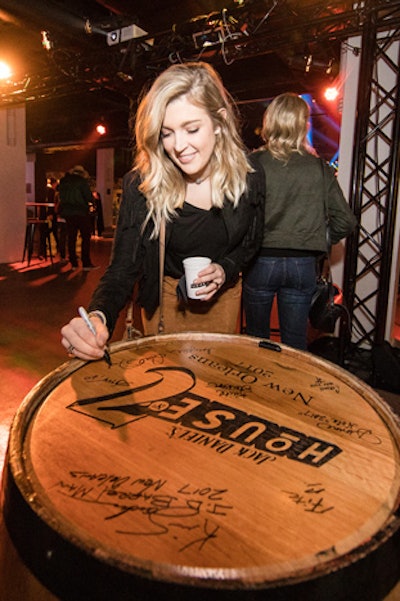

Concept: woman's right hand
[[61, 316, 109, 362]]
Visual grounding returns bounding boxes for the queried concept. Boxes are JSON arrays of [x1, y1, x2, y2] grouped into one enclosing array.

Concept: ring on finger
[[67, 344, 75, 354]]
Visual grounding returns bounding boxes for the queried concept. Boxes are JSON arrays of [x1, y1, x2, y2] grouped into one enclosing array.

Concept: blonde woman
[[243, 92, 357, 350], [61, 61, 265, 361]]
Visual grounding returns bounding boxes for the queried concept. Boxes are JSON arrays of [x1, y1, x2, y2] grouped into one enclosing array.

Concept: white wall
[[26, 153, 35, 203], [96, 147, 115, 230], [0, 106, 27, 263]]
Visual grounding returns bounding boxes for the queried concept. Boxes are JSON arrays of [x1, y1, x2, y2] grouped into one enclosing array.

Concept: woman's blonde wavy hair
[[133, 61, 252, 236], [261, 92, 316, 163]]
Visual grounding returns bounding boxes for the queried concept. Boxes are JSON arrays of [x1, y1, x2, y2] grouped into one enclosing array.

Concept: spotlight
[[0, 61, 12, 80], [117, 72, 134, 82], [192, 28, 223, 49], [326, 59, 334, 75], [41, 31, 53, 51], [107, 24, 148, 46], [120, 24, 148, 42], [107, 30, 120, 46], [95, 123, 107, 135], [323, 86, 339, 102]]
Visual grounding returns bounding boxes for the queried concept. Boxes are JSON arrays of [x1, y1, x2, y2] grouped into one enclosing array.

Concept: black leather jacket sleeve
[[218, 155, 266, 282], [88, 171, 148, 335]]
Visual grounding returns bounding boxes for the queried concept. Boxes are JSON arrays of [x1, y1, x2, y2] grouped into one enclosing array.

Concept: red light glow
[[0, 61, 12, 80], [96, 124, 106, 135], [323, 86, 339, 102]]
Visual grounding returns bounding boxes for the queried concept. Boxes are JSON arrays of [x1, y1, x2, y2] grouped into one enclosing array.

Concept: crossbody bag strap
[[319, 158, 335, 301], [158, 216, 166, 334], [320, 158, 332, 254]]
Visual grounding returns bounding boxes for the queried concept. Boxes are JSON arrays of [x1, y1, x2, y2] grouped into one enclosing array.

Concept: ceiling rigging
[[0, 0, 378, 106], [1, 0, 399, 149]]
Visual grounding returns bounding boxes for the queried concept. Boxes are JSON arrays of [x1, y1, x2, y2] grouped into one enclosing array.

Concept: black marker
[[78, 306, 112, 367], [259, 340, 282, 352]]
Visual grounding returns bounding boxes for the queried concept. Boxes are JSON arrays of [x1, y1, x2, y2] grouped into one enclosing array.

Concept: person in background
[[53, 182, 68, 265], [243, 92, 357, 350], [90, 190, 104, 238], [60, 61, 265, 362], [38, 177, 58, 259], [58, 165, 98, 271]]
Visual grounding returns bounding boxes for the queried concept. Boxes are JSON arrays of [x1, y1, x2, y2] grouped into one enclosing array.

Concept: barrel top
[[7, 333, 400, 589]]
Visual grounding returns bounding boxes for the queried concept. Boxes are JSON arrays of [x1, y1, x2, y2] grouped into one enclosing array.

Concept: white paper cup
[[183, 256, 211, 299]]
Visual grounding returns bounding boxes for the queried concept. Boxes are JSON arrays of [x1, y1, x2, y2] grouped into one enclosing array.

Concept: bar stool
[[22, 219, 54, 266]]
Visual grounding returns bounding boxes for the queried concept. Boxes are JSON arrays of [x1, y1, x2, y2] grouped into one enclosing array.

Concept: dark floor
[[0, 236, 128, 474]]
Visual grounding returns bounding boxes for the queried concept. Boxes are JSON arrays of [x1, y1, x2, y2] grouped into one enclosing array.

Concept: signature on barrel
[[53, 472, 233, 552]]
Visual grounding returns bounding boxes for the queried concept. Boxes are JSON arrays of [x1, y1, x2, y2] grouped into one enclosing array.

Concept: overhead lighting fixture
[[192, 28, 223, 49], [107, 30, 120, 46], [41, 31, 53, 51], [96, 123, 107, 135], [326, 59, 334, 75], [117, 71, 134, 82], [0, 61, 12, 80], [121, 24, 148, 42], [107, 24, 148, 46], [323, 86, 339, 102]]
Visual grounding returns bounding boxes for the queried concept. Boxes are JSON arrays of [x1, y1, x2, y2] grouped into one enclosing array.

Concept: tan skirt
[[142, 275, 242, 336]]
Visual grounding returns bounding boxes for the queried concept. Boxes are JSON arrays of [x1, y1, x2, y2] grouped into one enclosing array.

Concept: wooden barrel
[[0, 333, 400, 601]]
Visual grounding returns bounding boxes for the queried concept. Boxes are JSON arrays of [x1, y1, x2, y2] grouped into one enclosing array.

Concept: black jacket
[[89, 158, 266, 335], [58, 173, 93, 217]]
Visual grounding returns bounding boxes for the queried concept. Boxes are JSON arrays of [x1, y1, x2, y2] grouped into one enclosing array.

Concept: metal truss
[[341, 0, 400, 356]]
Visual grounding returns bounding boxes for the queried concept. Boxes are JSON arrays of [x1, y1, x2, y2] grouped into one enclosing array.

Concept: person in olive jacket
[[243, 92, 357, 350], [60, 62, 265, 362]]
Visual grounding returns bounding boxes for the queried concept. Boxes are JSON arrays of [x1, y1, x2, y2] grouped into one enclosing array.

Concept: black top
[[165, 202, 228, 278]]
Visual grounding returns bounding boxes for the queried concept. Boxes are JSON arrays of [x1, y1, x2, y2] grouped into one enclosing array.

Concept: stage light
[[107, 30, 120, 46], [0, 61, 12, 80], [41, 31, 53, 51], [120, 24, 148, 42], [107, 24, 148, 46], [326, 59, 334, 75], [193, 28, 223, 49], [324, 86, 339, 102], [117, 72, 133, 82], [95, 123, 107, 135]]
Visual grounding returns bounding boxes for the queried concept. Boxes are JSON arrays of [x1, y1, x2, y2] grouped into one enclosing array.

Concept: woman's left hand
[[193, 262, 226, 301]]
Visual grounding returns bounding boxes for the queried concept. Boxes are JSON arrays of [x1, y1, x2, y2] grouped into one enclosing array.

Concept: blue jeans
[[243, 256, 317, 350]]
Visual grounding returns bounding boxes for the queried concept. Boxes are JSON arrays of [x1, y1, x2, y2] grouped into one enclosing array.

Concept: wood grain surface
[[1, 333, 400, 601]]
